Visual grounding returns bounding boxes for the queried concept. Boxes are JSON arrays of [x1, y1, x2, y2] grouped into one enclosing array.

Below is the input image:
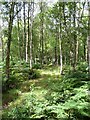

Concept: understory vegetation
[[1, 62, 90, 120]]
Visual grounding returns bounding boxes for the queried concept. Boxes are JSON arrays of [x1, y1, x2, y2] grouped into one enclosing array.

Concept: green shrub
[[77, 62, 88, 72], [65, 70, 88, 82], [2, 65, 90, 120], [3, 93, 46, 119], [32, 63, 42, 69], [3, 87, 90, 120], [28, 69, 40, 79]]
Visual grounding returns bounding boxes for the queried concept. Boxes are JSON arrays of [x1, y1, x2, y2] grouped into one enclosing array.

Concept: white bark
[[59, 23, 62, 75], [58, 3, 63, 75], [26, 33, 28, 62], [30, 0, 34, 69]]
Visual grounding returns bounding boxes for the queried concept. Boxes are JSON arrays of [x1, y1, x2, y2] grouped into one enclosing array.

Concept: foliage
[[28, 69, 40, 79], [1, 1, 90, 120], [32, 63, 42, 69], [2, 61, 40, 92], [77, 62, 88, 72], [2, 67, 90, 120]]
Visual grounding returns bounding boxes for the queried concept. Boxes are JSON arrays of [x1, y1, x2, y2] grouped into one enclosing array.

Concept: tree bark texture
[[6, 2, 15, 81]]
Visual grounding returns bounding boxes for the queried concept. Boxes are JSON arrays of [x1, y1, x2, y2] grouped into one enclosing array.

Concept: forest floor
[[2, 66, 61, 111], [2, 65, 90, 119]]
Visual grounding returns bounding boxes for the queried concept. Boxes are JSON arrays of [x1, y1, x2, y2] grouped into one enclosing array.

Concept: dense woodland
[[0, 0, 90, 119]]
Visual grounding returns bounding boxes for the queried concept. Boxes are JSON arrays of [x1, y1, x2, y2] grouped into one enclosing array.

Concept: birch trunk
[[23, 2, 26, 60], [30, 0, 34, 69], [58, 3, 63, 75]]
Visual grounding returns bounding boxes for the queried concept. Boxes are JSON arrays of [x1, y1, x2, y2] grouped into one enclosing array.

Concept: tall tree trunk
[[16, 3, 21, 60], [40, 1, 44, 65], [29, 1, 32, 69], [68, 3, 72, 66], [76, 40, 79, 64], [1, 36, 4, 62], [59, 3, 63, 75], [27, 2, 30, 63], [54, 24, 58, 65], [0, 34, 2, 62], [88, 1, 90, 75], [73, 2, 77, 70], [54, 46, 57, 64], [59, 25, 63, 75], [26, 32, 28, 62], [30, 0, 34, 69], [0, 19, 4, 62], [76, 5, 79, 64], [6, 2, 15, 81], [23, 2, 26, 60], [25, 3, 28, 63]]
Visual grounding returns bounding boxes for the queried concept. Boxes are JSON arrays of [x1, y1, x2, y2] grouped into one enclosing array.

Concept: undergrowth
[[2, 63, 90, 120]]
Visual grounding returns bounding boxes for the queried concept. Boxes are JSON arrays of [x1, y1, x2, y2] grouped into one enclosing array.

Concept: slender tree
[[27, 2, 30, 63], [73, 2, 77, 70], [39, 1, 44, 65], [58, 2, 63, 75], [88, 1, 90, 75], [16, 3, 21, 60], [6, 2, 15, 81], [30, 0, 34, 69], [23, 2, 26, 60]]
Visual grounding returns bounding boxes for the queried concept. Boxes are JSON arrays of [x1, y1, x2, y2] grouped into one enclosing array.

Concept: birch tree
[[39, 1, 44, 65], [58, 2, 63, 75], [30, 0, 34, 69]]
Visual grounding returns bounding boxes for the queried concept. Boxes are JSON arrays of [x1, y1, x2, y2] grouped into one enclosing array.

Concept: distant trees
[[1, 1, 90, 77]]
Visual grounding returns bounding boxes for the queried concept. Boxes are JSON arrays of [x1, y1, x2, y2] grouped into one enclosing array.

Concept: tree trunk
[[88, 1, 90, 75], [6, 2, 15, 81], [73, 2, 77, 70], [0, 18, 4, 62], [25, 3, 28, 63], [58, 3, 63, 75], [54, 46, 57, 64], [40, 1, 44, 65], [59, 25, 63, 75], [54, 24, 58, 65], [16, 3, 21, 60], [30, 0, 34, 69], [23, 2, 26, 60], [0, 35, 2, 62], [1, 36, 4, 62], [27, 2, 30, 63], [26, 32, 28, 63]]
